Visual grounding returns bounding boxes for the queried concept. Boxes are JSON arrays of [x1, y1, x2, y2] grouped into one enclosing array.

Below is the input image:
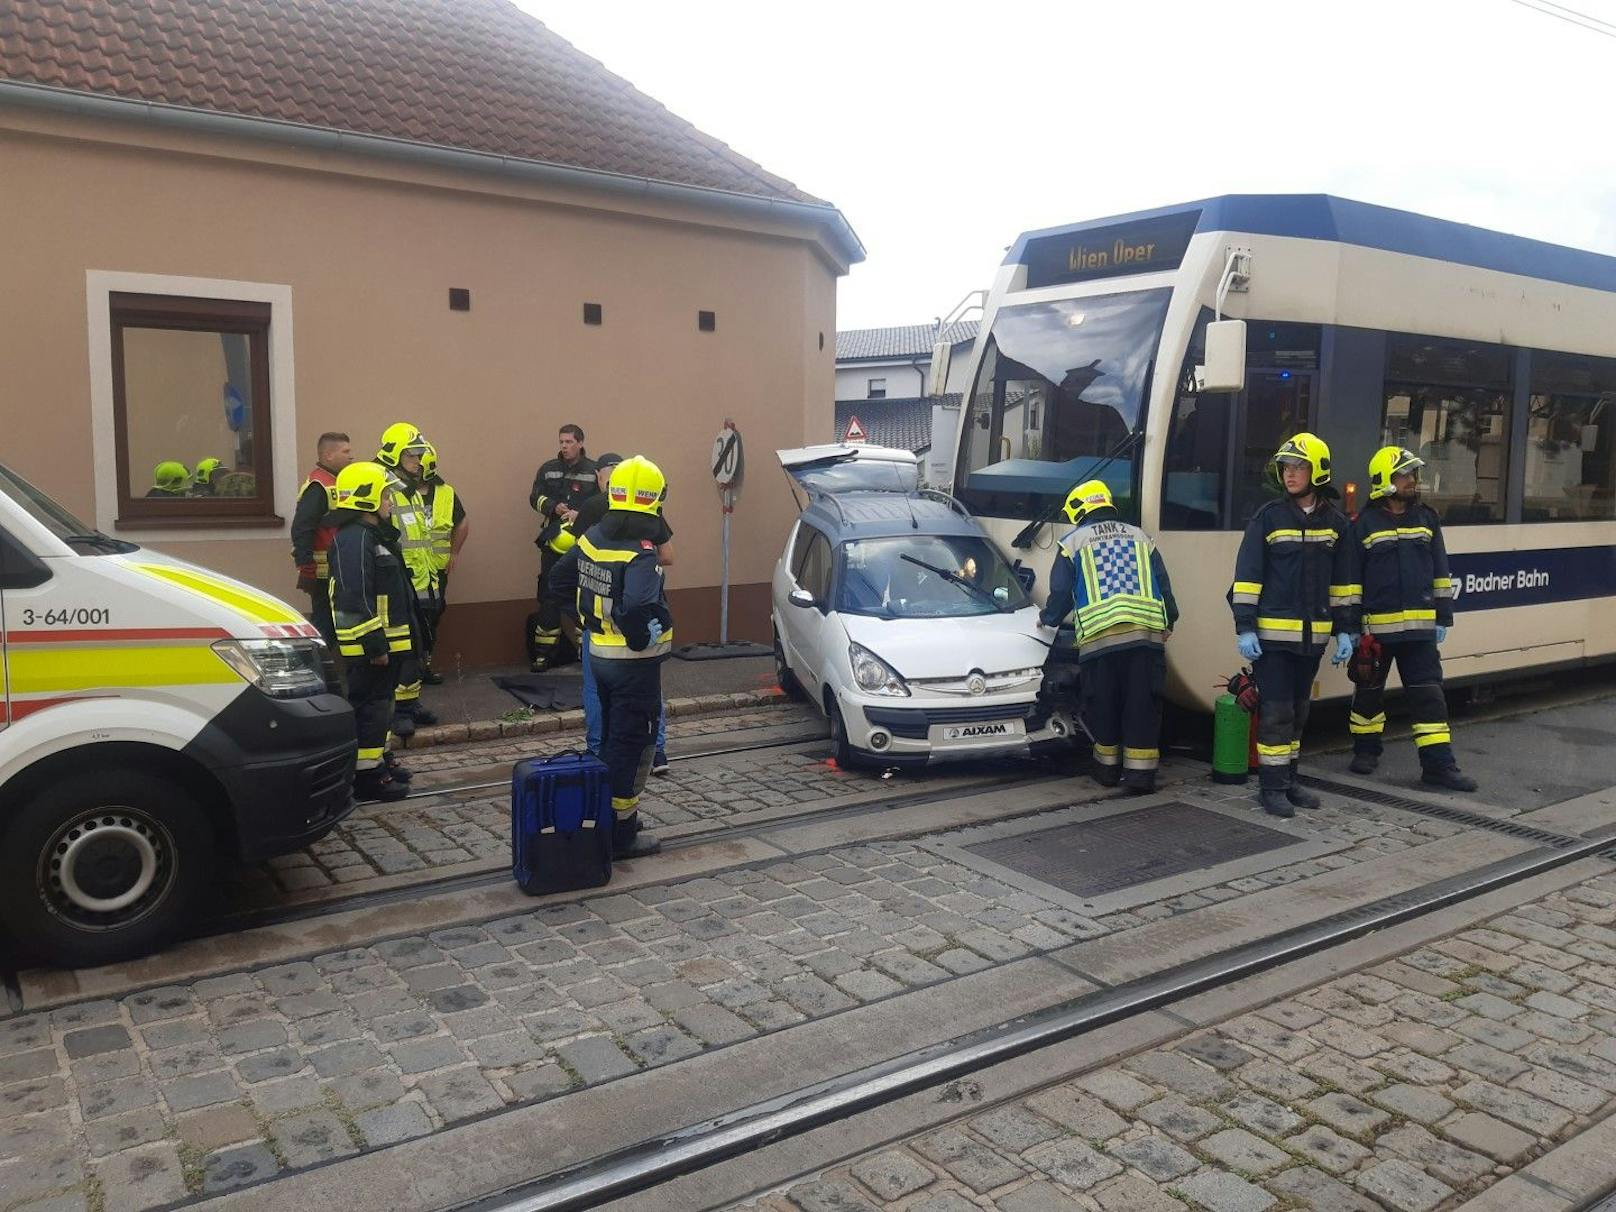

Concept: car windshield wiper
[[900, 554, 1006, 611]]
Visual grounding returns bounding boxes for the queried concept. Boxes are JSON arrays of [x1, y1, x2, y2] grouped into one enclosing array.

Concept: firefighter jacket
[[383, 471, 439, 601], [291, 464, 340, 591], [1228, 497, 1355, 653], [1040, 512, 1178, 662], [1348, 501, 1454, 640], [529, 453, 599, 547], [547, 513, 673, 660], [326, 512, 414, 660]]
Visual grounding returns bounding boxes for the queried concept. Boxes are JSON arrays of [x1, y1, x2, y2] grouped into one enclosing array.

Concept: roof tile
[[836, 321, 978, 361]]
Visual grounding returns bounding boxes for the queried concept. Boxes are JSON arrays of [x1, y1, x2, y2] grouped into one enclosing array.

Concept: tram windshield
[[955, 288, 1170, 520]]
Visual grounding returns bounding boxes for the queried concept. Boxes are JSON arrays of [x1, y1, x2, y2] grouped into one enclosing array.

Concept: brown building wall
[[0, 112, 842, 664]]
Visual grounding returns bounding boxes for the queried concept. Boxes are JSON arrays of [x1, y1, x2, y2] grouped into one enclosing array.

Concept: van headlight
[[213, 639, 328, 699], [849, 642, 908, 697]]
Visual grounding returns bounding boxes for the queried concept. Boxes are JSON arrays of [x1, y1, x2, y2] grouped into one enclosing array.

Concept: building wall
[[834, 360, 927, 402], [0, 111, 843, 664]]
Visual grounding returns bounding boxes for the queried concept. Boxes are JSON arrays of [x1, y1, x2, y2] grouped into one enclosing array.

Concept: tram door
[[1230, 369, 1316, 524]]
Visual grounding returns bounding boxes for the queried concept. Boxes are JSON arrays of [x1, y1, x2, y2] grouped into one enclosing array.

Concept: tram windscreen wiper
[[899, 554, 1007, 611], [1011, 426, 1145, 549]]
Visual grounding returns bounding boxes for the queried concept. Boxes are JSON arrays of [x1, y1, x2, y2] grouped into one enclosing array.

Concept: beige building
[[0, 0, 860, 664]]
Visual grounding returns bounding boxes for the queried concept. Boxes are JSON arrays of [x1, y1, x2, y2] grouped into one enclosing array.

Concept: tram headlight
[[849, 642, 909, 697], [214, 639, 328, 699]]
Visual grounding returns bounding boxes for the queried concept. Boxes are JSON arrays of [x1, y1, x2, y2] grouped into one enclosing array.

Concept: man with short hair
[[528, 424, 599, 671], [291, 432, 354, 653]]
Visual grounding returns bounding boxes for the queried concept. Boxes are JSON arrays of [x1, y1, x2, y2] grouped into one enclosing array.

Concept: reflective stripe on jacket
[[1350, 502, 1453, 639], [427, 481, 456, 572], [293, 466, 339, 581], [1228, 497, 1355, 653], [384, 472, 439, 598], [1044, 517, 1177, 661], [328, 516, 414, 659], [549, 527, 672, 660]]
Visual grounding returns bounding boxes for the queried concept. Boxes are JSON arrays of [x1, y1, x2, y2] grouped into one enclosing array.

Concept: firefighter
[[546, 455, 671, 858], [327, 461, 412, 803], [528, 424, 599, 671], [375, 422, 439, 736], [190, 457, 225, 497], [1040, 480, 1178, 793], [1344, 447, 1477, 791], [146, 461, 190, 497], [418, 443, 469, 685], [1228, 433, 1357, 818], [290, 432, 354, 654]]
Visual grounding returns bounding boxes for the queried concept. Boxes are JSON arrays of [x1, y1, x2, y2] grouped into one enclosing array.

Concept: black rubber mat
[[964, 802, 1296, 898]]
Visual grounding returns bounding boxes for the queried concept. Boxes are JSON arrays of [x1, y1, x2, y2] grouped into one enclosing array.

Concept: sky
[[519, 0, 1616, 332]]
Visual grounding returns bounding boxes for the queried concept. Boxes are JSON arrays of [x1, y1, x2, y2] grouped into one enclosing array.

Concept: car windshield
[[838, 534, 1030, 618], [955, 288, 1171, 520], [0, 460, 131, 552]]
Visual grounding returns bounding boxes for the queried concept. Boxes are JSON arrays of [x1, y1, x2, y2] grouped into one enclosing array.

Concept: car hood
[[840, 607, 1049, 680]]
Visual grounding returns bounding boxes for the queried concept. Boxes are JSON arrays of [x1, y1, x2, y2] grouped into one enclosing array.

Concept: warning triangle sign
[[843, 415, 867, 443]]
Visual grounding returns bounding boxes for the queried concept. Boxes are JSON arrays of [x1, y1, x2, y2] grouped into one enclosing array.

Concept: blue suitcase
[[511, 751, 614, 895]]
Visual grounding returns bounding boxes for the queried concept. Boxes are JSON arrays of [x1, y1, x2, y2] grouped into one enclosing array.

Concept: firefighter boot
[[1349, 749, 1379, 775], [1259, 788, 1295, 818], [354, 769, 408, 803], [1422, 766, 1479, 793], [383, 751, 413, 783], [1286, 763, 1321, 810], [612, 812, 663, 859]]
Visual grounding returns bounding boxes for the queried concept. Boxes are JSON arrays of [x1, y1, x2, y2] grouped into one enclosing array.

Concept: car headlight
[[213, 639, 328, 699], [849, 642, 909, 697]]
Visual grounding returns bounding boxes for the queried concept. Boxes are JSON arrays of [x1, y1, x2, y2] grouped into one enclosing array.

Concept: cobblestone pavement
[[734, 871, 1616, 1212], [0, 777, 1489, 1211]]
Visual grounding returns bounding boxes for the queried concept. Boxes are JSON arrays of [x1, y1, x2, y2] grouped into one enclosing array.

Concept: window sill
[[113, 514, 286, 531]]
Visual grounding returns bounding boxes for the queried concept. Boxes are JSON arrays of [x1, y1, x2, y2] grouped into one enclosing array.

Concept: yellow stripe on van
[[10, 644, 239, 694], [134, 564, 304, 626]]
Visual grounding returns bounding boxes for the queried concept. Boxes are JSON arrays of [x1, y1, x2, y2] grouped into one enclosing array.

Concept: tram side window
[[1162, 310, 1226, 529], [1524, 350, 1616, 521], [1382, 335, 1512, 524]]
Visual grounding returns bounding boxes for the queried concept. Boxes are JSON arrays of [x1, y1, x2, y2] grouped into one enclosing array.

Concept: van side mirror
[[1194, 320, 1246, 393], [788, 588, 818, 609], [927, 341, 953, 398]]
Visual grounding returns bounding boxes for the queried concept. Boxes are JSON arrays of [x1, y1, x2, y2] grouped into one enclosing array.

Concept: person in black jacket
[[1228, 433, 1357, 818], [1345, 447, 1477, 791], [528, 423, 599, 671], [327, 461, 415, 803]]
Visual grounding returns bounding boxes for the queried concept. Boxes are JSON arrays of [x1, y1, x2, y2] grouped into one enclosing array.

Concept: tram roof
[[1005, 194, 1616, 296]]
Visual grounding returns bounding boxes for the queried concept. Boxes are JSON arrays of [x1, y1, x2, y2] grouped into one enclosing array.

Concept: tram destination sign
[[1448, 544, 1616, 611], [1022, 211, 1200, 288]]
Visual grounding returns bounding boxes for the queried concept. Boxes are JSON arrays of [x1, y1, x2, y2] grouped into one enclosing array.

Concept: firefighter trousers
[[593, 655, 662, 818], [1080, 645, 1165, 789], [345, 657, 399, 771], [531, 548, 576, 667], [1253, 649, 1321, 791], [1349, 640, 1455, 771]]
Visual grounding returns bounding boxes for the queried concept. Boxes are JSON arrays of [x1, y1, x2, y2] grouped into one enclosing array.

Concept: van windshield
[[838, 535, 1030, 618], [0, 461, 134, 553]]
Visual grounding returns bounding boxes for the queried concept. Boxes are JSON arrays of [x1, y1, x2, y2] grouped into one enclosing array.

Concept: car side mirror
[[788, 588, 818, 609]]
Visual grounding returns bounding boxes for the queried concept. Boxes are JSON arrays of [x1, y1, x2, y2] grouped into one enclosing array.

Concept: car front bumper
[[845, 690, 1072, 765]]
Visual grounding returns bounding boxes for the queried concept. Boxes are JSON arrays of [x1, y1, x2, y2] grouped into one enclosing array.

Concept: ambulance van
[[0, 459, 355, 966]]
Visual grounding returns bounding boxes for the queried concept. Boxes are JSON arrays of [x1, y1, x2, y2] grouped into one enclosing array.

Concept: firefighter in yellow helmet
[[147, 461, 190, 497], [1344, 446, 1475, 791], [416, 443, 469, 685], [326, 461, 411, 801], [190, 457, 224, 497], [1227, 433, 1357, 818], [374, 423, 439, 735], [545, 455, 671, 858], [1039, 479, 1177, 793]]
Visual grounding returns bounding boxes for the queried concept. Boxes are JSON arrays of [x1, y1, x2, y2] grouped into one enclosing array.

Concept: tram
[[940, 195, 1616, 710]]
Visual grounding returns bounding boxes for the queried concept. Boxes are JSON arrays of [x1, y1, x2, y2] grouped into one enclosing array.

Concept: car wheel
[[826, 694, 863, 770], [0, 769, 214, 968], [773, 626, 804, 700]]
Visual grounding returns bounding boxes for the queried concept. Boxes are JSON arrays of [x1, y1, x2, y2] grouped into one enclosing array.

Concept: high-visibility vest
[[299, 466, 339, 581], [427, 481, 456, 573], [383, 472, 438, 597], [1060, 520, 1169, 653]]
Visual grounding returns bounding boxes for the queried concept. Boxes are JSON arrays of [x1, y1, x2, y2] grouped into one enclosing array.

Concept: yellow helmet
[[153, 460, 190, 491], [335, 461, 389, 513], [547, 527, 577, 555], [377, 422, 426, 468], [193, 457, 223, 485], [420, 443, 439, 480], [607, 456, 667, 516], [1062, 479, 1114, 524], [1271, 432, 1332, 489], [1368, 445, 1424, 499]]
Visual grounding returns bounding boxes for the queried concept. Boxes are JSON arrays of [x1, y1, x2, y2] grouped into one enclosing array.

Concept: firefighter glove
[[1435, 624, 1448, 644], [1237, 632, 1263, 662], [1332, 632, 1356, 666]]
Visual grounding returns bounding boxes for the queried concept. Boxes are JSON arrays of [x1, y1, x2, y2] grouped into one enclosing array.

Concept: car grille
[[304, 750, 355, 825], [862, 702, 1032, 740]]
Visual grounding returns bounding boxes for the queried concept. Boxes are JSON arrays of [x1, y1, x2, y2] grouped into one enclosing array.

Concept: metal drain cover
[[963, 802, 1297, 899]]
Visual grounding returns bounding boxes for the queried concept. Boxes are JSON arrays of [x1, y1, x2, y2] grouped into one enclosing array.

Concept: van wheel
[[826, 695, 862, 770], [773, 627, 804, 700], [0, 770, 213, 968]]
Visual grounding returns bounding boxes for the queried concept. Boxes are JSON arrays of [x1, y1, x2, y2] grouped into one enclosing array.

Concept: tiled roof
[[836, 321, 979, 362], [833, 395, 960, 453], [0, 0, 820, 204]]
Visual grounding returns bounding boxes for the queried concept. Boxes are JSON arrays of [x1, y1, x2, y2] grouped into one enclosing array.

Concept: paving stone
[[51, 1000, 119, 1030], [80, 1077, 158, 1120], [389, 1035, 466, 1075], [417, 1066, 505, 1121], [202, 1143, 280, 1194], [1376, 1124, 1493, 1186], [996, 1179, 1091, 1212], [1239, 1061, 1319, 1102], [162, 1069, 241, 1112], [1199, 1127, 1290, 1176], [236, 1047, 306, 1084], [1353, 1159, 1451, 1212], [1309, 1018, 1391, 1059], [309, 1040, 386, 1078], [624, 1026, 702, 1067], [1381, 1022, 1463, 1057], [1524, 990, 1589, 1020], [1220, 1091, 1303, 1138], [71, 1050, 140, 1085], [1284, 1125, 1373, 1175], [0, 1114, 72, 1161], [1453, 1017, 1536, 1053], [1513, 1064, 1608, 1114], [1138, 1095, 1222, 1141], [556, 1036, 637, 1085], [1371, 1082, 1455, 1124], [849, 1149, 935, 1200], [1024, 1086, 1129, 1141], [295, 1011, 363, 1048], [1174, 1169, 1275, 1212], [63, 1024, 132, 1059], [150, 1042, 224, 1080], [270, 1109, 358, 1168], [785, 1178, 878, 1212], [217, 1019, 290, 1055], [1024, 1136, 1123, 1189], [1106, 1133, 1198, 1181], [425, 985, 492, 1015], [912, 1128, 1024, 1193], [1093, 1173, 1188, 1212], [0, 1049, 59, 1084], [85, 1107, 169, 1157], [97, 1143, 187, 1212], [1454, 992, 1521, 1022], [969, 1104, 1064, 1151], [1525, 1042, 1616, 1092], [1453, 1078, 1573, 1135], [834, 969, 905, 1002], [125, 987, 196, 1024], [356, 1099, 435, 1146], [250, 1074, 324, 1115], [1075, 1068, 1159, 1112], [1445, 1041, 1529, 1083], [176, 1104, 260, 1153], [674, 1003, 757, 1046], [1298, 1050, 1384, 1095], [1265, 1166, 1379, 1212], [1124, 1051, 1233, 1100], [1440, 1111, 1537, 1162], [1224, 1015, 1316, 1063], [1178, 1034, 1258, 1071]]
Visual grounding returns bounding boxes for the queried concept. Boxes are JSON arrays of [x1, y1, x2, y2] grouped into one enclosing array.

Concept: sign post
[[710, 421, 744, 643]]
